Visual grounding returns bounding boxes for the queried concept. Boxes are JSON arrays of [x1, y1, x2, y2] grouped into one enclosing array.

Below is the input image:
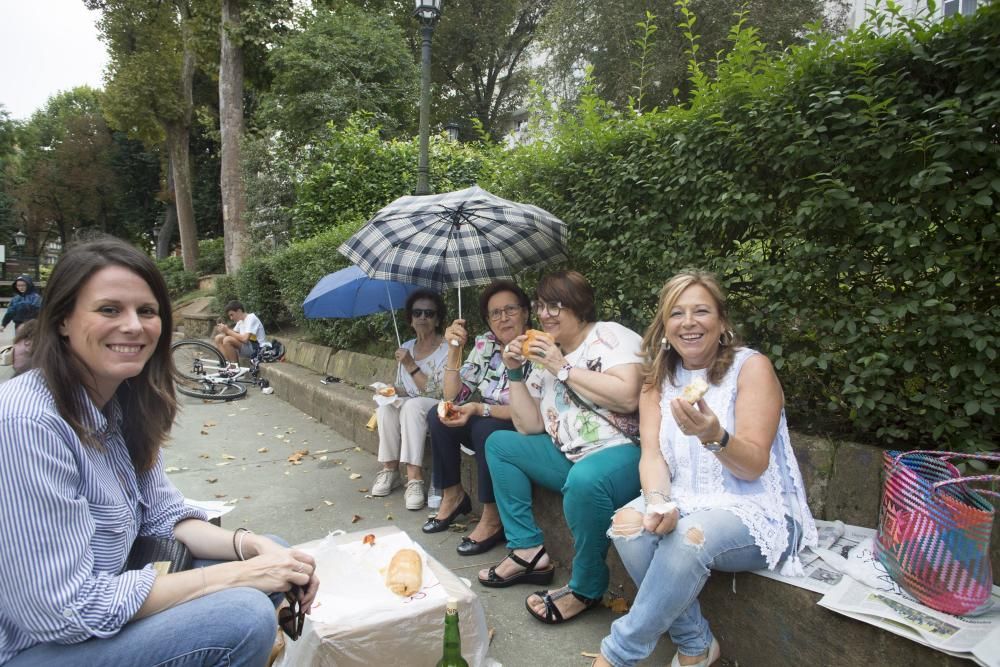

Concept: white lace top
[[660, 347, 818, 574]]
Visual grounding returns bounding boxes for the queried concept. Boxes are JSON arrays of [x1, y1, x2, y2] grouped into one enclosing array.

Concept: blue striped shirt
[[0, 370, 206, 664]]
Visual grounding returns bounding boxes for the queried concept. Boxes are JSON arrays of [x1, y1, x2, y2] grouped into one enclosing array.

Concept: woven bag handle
[[890, 450, 1000, 499]]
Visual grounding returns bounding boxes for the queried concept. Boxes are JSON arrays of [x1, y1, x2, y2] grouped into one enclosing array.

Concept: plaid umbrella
[[338, 186, 568, 314]]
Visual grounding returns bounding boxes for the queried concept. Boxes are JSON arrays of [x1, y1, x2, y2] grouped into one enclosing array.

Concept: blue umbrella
[[302, 266, 422, 346]]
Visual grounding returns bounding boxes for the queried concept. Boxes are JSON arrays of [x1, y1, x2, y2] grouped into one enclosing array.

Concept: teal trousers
[[485, 431, 641, 599]]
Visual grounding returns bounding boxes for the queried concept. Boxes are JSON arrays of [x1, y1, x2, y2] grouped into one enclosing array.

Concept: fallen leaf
[[222, 454, 237, 460], [349, 473, 362, 480], [203, 421, 217, 427], [287, 450, 309, 464], [605, 597, 629, 614], [164, 466, 180, 473], [363, 534, 376, 545], [318, 455, 328, 461], [351, 514, 362, 523], [357, 487, 369, 493], [344, 466, 352, 472], [257, 432, 264, 436], [214, 493, 227, 498], [200, 430, 209, 435], [323, 500, 334, 506], [314, 449, 329, 455], [206, 478, 218, 483], [354, 447, 362, 452], [304, 507, 314, 512], [257, 447, 269, 453], [581, 652, 599, 659], [216, 462, 231, 467], [385, 513, 393, 520], [198, 454, 211, 459], [488, 627, 496, 645], [449, 523, 468, 533]]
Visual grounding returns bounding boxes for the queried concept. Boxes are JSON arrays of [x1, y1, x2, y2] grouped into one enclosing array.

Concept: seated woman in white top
[[370, 289, 450, 511], [594, 270, 817, 667]]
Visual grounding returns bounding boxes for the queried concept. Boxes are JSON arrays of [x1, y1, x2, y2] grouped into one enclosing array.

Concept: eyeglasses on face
[[487, 304, 524, 321], [411, 308, 438, 319], [279, 585, 305, 640], [532, 300, 563, 317]]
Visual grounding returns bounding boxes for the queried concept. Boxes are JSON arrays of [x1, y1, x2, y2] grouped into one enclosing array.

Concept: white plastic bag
[[0, 346, 12, 366]]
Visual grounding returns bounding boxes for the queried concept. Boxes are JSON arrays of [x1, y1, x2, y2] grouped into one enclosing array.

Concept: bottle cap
[[446, 597, 459, 611]]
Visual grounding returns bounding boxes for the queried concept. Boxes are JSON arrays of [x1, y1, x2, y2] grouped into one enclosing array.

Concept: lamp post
[[446, 121, 460, 142], [414, 0, 442, 195], [13, 230, 26, 252]]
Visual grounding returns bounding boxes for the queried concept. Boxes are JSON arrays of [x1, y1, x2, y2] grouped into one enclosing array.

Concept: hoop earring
[[660, 337, 670, 352], [719, 330, 735, 347]]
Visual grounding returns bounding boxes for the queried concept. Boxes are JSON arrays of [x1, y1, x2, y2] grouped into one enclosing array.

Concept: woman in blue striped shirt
[[0, 238, 319, 666]]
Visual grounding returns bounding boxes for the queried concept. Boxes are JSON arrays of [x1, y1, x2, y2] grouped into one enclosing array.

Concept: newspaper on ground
[[749, 519, 1000, 666]]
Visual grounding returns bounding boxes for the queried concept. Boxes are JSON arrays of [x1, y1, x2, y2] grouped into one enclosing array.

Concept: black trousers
[[426, 409, 515, 504]]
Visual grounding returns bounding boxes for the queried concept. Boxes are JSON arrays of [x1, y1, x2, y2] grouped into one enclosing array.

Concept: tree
[[219, 0, 247, 272], [12, 89, 120, 251], [538, 0, 844, 110], [87, 0, 204, 271], [430, 0, 553, 139], [258, 4, 418, 148], [0, 107, 20, 248]]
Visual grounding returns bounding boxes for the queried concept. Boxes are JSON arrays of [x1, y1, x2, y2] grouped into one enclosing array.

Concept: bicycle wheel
[[175, 377, 247, 401], [171, 340, 225, 382]]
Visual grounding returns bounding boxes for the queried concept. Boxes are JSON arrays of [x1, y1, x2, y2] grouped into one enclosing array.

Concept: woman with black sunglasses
[[0, 238, 319, 666], [422, 280, 533, 557], [370, 288, 449, 511]]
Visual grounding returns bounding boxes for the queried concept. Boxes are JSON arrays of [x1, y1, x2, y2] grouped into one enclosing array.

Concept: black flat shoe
[[421, 493, 472, 533], [456, 528, 505, 556]]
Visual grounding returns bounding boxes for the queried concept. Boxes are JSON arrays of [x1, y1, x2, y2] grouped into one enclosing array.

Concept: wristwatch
[[556, 363, 573, 383], [703, 430, 730, 453], [481, 403, 492, 418]]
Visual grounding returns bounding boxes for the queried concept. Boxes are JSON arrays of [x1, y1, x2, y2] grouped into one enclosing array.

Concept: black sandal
[[525, 587, 600, 625], [478, 547, 555, 588]]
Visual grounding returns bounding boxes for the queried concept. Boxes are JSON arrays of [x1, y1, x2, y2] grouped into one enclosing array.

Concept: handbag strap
[[563, 385, 640, 446], [933, 476, 1000, 499], [891, 451, 1000, 499]]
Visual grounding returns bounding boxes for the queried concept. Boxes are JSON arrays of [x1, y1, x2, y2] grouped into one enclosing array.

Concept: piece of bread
[[385, 548, 422, 597], [378, 386, 397, 397], [521, 329, 553, 360], [681, 377, 709, 404], [437, 400, 460, 420]]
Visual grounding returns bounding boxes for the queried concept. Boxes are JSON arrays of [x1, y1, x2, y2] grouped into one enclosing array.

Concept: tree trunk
[[165, 123, 197, 272], [219, 0, 248, 273], [158, 157, 178, 260]]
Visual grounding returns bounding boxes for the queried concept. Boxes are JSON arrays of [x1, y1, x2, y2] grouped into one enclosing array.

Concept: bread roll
[[386, 548, 422, 597], [521, 329, 553, 361], [437, 400, 460, 421], [681, 377, 708, 404]]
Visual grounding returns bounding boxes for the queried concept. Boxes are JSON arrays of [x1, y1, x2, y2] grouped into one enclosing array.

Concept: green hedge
[[485, 8, 999, 452]]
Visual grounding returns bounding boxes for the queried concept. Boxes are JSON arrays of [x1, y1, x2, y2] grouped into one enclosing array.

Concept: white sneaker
[[404, 479, 426, 510], [371, 469, 401, 497]]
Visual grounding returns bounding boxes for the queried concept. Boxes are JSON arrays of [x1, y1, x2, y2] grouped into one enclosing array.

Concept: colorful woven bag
[[876, 450, 999, 615]]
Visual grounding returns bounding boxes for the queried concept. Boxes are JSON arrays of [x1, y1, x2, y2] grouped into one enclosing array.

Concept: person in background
[[213, 300, 267, 372], [423, 280, 534, 557], [0, 237, 319, 666], [594, 270, 817, 667], [480, 271, 644, 626], [371, 288, 450, 511], [11, 319, 36, 376], [1, 275, 43, 333]]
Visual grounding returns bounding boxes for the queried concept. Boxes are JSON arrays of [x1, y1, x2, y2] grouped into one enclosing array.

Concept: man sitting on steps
[[213, 300, 267, 374]]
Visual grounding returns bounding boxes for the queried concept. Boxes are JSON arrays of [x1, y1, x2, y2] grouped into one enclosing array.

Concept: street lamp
[[414, 0, 443, 195], [446, 121, 460, 142], [12, 230, 26, 250]]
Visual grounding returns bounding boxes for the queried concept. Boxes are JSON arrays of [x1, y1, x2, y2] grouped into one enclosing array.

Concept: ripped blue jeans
[[600, 497, 791, 667]]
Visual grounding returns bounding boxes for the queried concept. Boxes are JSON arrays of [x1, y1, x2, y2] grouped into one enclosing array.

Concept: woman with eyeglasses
[[370, 289, 449, 511], [0, 238, 319, 666], [422, 280, 533, 557], [477, 270, 644, 627]]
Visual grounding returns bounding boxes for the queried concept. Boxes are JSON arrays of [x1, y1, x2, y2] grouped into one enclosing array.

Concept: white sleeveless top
[[660, 347, 818, 574]]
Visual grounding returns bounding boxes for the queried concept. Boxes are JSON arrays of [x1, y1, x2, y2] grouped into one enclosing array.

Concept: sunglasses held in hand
[[279, 584, 305, 640]]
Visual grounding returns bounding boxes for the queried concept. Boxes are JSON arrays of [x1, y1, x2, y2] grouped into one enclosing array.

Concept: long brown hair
[[33, 237, 177, 473], [640, 270, 741, 389]]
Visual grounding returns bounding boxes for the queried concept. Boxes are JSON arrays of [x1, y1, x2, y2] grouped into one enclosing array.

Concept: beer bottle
[[436, 598, 469, 667]]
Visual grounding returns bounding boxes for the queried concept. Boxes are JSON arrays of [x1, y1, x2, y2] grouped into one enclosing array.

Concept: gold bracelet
[[444, 366, 461, 372]]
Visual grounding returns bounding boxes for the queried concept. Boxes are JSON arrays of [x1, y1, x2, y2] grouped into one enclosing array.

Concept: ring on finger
[[504, 344, 510, 354]]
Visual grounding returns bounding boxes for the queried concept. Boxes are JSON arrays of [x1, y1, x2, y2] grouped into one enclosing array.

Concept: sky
[[0, 0, 108, 120]]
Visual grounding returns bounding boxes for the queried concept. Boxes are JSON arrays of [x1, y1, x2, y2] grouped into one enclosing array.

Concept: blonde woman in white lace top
[[594, 271, 817, 667]]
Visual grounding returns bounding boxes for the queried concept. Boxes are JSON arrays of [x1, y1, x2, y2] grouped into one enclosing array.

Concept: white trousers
[[376, 396, 437, 466]]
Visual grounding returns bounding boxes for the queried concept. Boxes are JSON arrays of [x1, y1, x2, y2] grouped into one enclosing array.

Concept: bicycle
[[170, 339, 271, 401]]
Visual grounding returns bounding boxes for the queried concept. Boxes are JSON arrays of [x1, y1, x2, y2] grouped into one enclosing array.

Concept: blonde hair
[[640, 270, 740, 390]]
